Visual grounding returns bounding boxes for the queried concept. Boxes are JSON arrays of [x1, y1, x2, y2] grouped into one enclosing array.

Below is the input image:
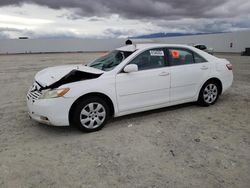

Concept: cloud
[[0, 27, 34, 38], [0, 27, 22, 32], [0, 31, 9, 39], [103, 28, 136, 38], [0, 1, 249, 39], [155, 15, 250, 33], [0, 25, 136, 39], [0, 26, 80, 39], [0, 0, 249, 20]]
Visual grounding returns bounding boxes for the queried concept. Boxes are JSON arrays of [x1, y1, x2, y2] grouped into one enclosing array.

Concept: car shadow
[[108, 102, 198, 124], [32, 121, 81, 135], [31, 102, 199, 135]]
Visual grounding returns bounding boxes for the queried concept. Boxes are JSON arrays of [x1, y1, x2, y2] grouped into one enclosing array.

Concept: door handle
[[201, 66, 209, 70], [159, 72, 170, 76]]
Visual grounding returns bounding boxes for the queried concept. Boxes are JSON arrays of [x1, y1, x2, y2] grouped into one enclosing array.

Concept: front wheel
[[198, 82, 219, 106], [71, 97, 110, 132]]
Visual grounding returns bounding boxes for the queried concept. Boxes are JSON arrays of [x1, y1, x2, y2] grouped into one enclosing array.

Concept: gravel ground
[[0, 53, 249, 188]]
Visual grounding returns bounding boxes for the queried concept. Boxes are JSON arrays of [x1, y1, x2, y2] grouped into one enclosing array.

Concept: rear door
[[168, 48, 211, 102]]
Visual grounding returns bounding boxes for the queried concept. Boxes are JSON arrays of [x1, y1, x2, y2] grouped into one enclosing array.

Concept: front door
[[116, 48, 171, 113]]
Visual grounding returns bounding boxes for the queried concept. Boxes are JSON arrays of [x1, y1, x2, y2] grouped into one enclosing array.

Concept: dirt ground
[[0, 52, 249, 188]]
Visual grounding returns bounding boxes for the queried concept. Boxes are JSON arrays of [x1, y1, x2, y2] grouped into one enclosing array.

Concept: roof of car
[[116, 43, 219, 62], [117, 43, 192, 52]]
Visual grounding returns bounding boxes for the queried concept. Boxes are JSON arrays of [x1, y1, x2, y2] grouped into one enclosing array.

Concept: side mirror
[[123, 64, 138, 73]]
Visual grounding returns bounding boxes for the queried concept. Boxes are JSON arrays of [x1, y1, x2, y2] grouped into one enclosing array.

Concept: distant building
[[0, 30, 249, 54], [153, 30, 250, 53]]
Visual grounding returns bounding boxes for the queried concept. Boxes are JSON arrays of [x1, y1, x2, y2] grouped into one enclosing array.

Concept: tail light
[[226, 64, 233, 70]]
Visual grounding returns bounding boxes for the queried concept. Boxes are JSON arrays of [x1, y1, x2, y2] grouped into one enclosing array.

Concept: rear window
[[168, 48, 207, 66]]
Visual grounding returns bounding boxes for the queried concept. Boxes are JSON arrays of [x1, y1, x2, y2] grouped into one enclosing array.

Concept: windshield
[[87, 50, 133, 71]]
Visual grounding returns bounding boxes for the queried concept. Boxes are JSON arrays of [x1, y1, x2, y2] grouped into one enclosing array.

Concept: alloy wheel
[[203, 83, 218, 104], [80, 102, 106, 129]]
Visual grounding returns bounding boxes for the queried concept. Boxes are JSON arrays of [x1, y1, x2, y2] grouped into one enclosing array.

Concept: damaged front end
[[27, 65, 103, 102], [43, 69, 102, 90]]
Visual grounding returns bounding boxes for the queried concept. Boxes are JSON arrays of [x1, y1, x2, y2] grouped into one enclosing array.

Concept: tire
[[71, 96, 110, 132], [198, 81, 220, 106]]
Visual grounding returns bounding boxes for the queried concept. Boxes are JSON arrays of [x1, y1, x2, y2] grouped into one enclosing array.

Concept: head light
[[39, 88, 70, 99]]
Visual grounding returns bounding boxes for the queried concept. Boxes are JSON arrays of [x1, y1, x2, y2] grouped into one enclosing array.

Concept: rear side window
[[199, 45, 207, 50], [169, 49, 194, 66], [168, 48, 207, 66], [195, 45, 207, 50], [129, 48, 166, 71], [194, 52, 207, 63]]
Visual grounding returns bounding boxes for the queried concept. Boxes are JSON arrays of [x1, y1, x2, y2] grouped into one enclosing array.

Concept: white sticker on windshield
[[150, 50, 164, 56]]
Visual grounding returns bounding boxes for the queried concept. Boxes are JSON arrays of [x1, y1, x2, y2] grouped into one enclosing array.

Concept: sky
[[0, 0, 250, 39]]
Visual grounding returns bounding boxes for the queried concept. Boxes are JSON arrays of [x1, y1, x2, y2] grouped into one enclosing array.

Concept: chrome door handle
[[201, 66, 208, 70], [159, 72, 170, 76]]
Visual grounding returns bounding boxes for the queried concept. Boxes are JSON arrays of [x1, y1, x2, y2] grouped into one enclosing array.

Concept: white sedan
[[27, 44, 233, 132]]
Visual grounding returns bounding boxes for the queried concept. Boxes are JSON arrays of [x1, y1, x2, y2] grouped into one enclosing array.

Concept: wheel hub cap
[[80, 102, 106, 129], [203, 84, 218, 104]]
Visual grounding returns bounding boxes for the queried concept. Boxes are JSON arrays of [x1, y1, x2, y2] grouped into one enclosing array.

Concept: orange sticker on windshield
[[171, 50, 180, 59]]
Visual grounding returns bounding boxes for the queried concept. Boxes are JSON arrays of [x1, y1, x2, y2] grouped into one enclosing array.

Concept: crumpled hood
[[35, 64, 104, 87]]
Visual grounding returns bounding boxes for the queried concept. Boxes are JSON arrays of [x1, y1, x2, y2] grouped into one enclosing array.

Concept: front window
[[88, 50, 133, 71], [129, 48, 166, 71]]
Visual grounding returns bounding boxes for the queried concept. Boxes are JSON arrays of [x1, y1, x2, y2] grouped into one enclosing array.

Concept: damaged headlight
[[39, 88, 70, 99]]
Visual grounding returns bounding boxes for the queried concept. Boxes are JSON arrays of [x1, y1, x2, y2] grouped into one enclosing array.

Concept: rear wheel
[[71, 97, 110, 132], [198, 81, 219, 106]]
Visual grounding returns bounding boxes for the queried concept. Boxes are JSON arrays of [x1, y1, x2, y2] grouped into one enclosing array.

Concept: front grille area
[[27, 82, 42, 102]]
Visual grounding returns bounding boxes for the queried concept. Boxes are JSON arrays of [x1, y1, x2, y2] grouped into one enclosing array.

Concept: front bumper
[[27, 97, 75, 126]]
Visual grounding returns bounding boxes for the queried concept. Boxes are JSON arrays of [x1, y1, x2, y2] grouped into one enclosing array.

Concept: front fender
[[63, 77, 118, 115]]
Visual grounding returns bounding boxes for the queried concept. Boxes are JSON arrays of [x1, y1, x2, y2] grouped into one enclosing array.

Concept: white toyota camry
[[27, 44, 233, 132]]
